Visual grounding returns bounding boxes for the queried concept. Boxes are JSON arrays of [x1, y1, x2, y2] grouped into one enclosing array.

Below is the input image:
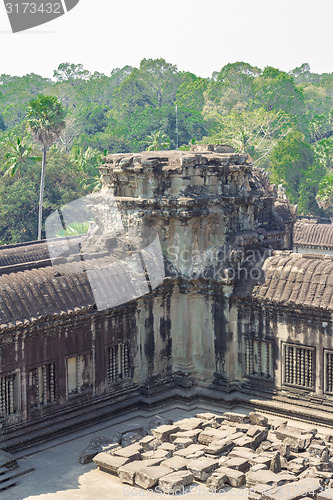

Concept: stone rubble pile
[[93, 412, 333, 499]]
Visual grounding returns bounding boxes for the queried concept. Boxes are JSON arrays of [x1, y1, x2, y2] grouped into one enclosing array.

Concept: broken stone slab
[[79, 436, 119, 464], [173, 417, 204, 431], [173, 438, 193, 450], [215, 466, 246, 487], [250, 456, 272, 468], [204, 437, 235, 455], [174, 444, 205, 458], [262, 477, 322, 500], [187, 456, 219, 481], [162, 456, 188, 471], [195, 412, 224, 424], [93, 452, 129, 475], [251, 464, 269, 472], [186, 450, 205, 460], [151, 425, 180, 443], [118, 458, 162, 485], [197, 427, 235, 446], [113, 443, 143, 461], [233, 434, 255, 448], [139, 435, 158, 452], [206, 472, 227, 492], [249, 412, 269, 427], [229, 447, 256, 461], [224, 457, 250, 473], [158, 470, 194, 494], [170, 429, 202, 443], [287, 457, 309, 475], [250, 429, 269, 450], [135, 465, 173, 489], [308, 443, 326, 458], [116, 423, 144, 442], [222, 412, 250, 424], [246, 470, 295, 489], [121, 432, 145, 448], [268, 418, 288, 430], [141, 448, 171, 460]]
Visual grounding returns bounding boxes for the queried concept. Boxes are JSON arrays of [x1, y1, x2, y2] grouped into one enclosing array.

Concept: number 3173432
[[5, 3, 62, 14]]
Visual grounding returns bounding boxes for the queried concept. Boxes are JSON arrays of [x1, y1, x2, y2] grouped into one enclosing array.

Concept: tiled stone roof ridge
[[294, 221, 333, 250]]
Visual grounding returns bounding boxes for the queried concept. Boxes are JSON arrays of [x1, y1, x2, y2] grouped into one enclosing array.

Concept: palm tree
[[27, 95, 66, 240], [146, 130, 170, 151], [70, 146, 104, 191], [4, 136, 41, 177]]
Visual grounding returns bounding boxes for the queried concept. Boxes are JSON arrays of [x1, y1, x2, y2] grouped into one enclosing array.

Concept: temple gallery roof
[[294, 221, 333, 250], [249, 251, 333, 311]]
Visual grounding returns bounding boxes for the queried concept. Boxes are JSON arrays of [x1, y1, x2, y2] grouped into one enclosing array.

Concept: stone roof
[[294, 221, 333, 250], [0, 261, 94, 329], [250, 251, 333, 311]]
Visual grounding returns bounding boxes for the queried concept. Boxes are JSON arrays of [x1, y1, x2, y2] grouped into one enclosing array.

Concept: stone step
[[0, 465, 34, 490]]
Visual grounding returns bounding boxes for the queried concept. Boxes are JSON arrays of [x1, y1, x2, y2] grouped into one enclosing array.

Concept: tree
[[270, 130, 322, 213], [70, 146, 104, 191], [146, 130, 170, 151], [316, 173, 333, 221], [3, 136, 41, 177], [27, 95, 66, 240]]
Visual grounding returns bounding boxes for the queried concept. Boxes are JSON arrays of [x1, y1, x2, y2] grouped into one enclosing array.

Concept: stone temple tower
[[100, 146, 296, 393]]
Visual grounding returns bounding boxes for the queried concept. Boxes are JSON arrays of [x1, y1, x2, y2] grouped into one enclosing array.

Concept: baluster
[[9, 375, 14, 415], [249, 339, 254, 375], [77, 356, 81, 394], [329, 354, 333, 393], [308, 350, 313, 388], [265, 342, 270, 378], [257, 341, 261, 376], [35, 367, 40, 405], [50, 363, 55, 402], [300, 349, 305, 386], [42, 365, 47, 405], [0, 377, 3, 417], [124, 343, 129, 379], [296, 348, 301, 385], [246, 339, 250, 374]]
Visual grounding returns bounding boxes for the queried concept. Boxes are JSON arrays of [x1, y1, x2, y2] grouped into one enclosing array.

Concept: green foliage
[[2, 59, 333, 244], [316, 173, 333, 216], [3, 136, 41, 177], [270, 131, 324, 214], [27, 95, 66, 147]]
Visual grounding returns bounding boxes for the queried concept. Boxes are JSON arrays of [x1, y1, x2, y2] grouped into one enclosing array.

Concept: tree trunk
[[38, 146, 47, 240]]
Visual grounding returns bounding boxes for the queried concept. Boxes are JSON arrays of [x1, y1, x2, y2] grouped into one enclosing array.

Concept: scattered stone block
[[114, 443, 143, 461], [196, 412, 225, 424], [249, 412, 268, 427], [158, 470, 194, 493], [174, 444, 205, 458], [205, 439, 234, 455], [251, 464, 268, 472], [135, 465, 173, 489], [118, 458, 162, 485], [170, 429, 201, 443], [173, 417, 203, 431], [262, 477, 322, 500], [79, 436, 119, 464], [206, 472, 227, 492], [173, 437, 193, 450], [198, 427, 233, 446], [93, 452, 129, 474], [216, 466, 246, 487], [142, 448, 170, 460], [250, 456, 272, 468], [187, 456, 219, 481], [151, 425, 180, 443], [223, 412, 250, 424], [247, 470, 295, 489], [139, 435, 158, 451], [224, 456, 250, 473], [229, 447, 256, 460], [162, 456, 188, 471], [288, 457, 309, 475]]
